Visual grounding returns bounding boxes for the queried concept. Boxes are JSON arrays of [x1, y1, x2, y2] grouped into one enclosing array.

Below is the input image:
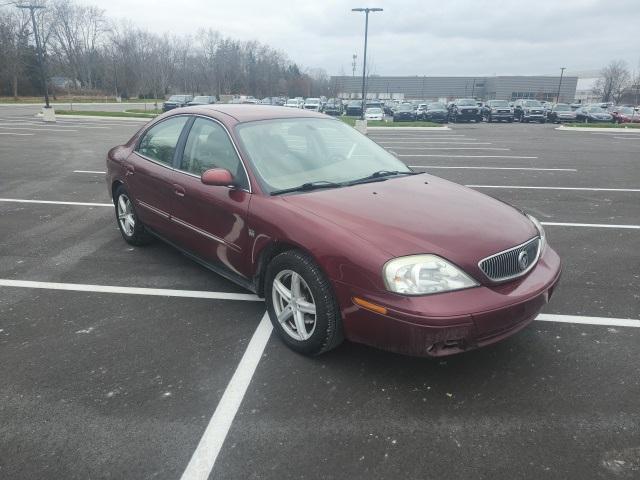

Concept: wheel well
[[111, 180, 123, 204], [254, 241, 309, 297]]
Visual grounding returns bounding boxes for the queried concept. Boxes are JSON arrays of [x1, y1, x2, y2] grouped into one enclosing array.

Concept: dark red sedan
[[611, 106, 640, 124], [106, 105, 561, 357]]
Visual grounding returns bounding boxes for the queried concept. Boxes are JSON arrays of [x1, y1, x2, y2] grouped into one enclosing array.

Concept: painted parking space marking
[[0, 132, 34, 136], [391, 147, 510, 150], [410, 165, 577, 172], [400, 154, 538, 159], [536, 314, 640, 328], [541, 222, 640, 229], [466, 185, 640, 192], [0, 279, 263, 301], [73, 170, 107, 174], [378, 141, 488, 145], [0, 126, 78, 132], [0, 198, 112, 207], [180, 312, 272, 480]]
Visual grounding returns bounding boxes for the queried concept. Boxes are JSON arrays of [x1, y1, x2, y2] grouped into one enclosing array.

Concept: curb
[[556, 125, 640, 133]]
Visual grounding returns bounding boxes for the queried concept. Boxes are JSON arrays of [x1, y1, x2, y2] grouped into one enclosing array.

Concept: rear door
[[125, 115, 191, 236], [170, 117, 252, 278]]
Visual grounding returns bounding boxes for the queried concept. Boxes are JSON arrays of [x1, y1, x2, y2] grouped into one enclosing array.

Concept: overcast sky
[[85, 0, 639, 77]]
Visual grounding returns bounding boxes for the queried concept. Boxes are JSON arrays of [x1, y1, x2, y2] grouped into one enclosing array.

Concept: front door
[[169, 117, 252, 278]]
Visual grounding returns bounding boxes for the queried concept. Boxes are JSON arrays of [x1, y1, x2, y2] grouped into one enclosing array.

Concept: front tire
[[265, 250, 343, 356], [114, 185, 152, 246]]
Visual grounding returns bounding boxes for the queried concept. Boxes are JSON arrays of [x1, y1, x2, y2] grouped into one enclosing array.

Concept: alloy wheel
[[117, 194, 135, 237], [272, 269, 317, 341]]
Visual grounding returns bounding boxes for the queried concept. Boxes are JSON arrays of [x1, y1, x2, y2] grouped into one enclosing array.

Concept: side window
[[137, 116, 189, 165], [180, 118, 248, 189]]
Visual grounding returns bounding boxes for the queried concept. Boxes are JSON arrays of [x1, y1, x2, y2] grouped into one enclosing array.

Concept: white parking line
[[0, 127, 78, 132], [400, 154, 539, 159], [0, 279, 263, 301], [393, 147, 510, 151], [0, 198, 111, 207], [466, 185, 640, 192], [74, 170, 106, 174], [0, 132, 33, 136], [378, 141, 487, 145], [536, 314, 640, 328], [180, 312, 272, 480], [410, 165, 577, 172], [614, 136, 640, 140], [541, 222, 640, 229]]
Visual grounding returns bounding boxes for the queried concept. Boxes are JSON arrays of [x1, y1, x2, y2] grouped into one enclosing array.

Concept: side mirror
[[201, 168, 234, 187]]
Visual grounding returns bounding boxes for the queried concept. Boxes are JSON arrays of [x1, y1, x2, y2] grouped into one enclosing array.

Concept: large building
[[331, 75, 578, 102]]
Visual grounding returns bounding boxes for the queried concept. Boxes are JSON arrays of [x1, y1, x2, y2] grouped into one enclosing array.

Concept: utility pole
[[556, 67, 566, 104], [352, 7, 383, 120], [17, 4, 50, 109]]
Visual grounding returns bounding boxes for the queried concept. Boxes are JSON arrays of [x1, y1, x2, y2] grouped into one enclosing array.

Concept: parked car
[[482, 100, 514, 122], [419, 102, 449, 122], [364, 107, 384, 121], [304, 98, 321, 112], [187, 96, 216, 106], [383, 102, 396, 116], [575, 105, 613, 123], [285, 98, 303, 108], [415, 103, 428, 118], [346, 100, 364, 117], [392, 103, 417, 122], [106, 104, 561, 357], [513, 99, 546, 123], [545, 103, 577, 123], [610, 106, 640, 124], [162, 94, 193, 112], [323, 98, 343, 116], [449, 98, 482, 123]]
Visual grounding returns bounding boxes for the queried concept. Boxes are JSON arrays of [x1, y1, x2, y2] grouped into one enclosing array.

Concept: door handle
[[173, 184, 185, 197], [125, 165, 135, 176]]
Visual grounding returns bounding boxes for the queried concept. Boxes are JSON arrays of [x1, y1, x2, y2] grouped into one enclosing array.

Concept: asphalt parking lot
[[1, 106, 639, 480]]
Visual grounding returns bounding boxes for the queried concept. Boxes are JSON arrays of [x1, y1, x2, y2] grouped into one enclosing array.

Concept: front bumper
[[333, 246, 561, 357]]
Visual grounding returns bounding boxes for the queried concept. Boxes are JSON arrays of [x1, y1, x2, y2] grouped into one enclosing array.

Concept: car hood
[[282, 174, 538, 280]]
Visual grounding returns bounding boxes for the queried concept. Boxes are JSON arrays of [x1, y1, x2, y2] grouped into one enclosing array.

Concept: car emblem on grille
[[518, 250, 529, 270]]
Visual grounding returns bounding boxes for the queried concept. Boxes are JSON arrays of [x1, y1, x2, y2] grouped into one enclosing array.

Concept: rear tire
[[265, 250, 344, 356], [114, 185, 152, 246]]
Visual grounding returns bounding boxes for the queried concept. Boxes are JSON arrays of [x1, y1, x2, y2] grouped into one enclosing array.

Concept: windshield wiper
[[346, 170, 421, 186], [270, 180, 343, 196]]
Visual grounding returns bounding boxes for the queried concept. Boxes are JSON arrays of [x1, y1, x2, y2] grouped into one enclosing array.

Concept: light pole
[[556, 67, 566, 104], [352, 7, 382, 120], [17, 3, 50, 108]]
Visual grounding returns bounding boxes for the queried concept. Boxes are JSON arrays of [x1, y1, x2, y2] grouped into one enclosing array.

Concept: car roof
[[168, 104, 327, 123]]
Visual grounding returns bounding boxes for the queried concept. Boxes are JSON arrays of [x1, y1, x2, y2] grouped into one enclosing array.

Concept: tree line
[[0, 0, 332, 100], [593, 60, 639, 104]]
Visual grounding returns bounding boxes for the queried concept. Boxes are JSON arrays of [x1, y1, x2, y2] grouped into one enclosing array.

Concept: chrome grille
[[479, 237, 541, 282]]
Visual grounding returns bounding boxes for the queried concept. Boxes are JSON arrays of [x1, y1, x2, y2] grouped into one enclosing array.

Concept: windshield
[[488, 100, 509, 107], [396, 104, 413, 111], [305, 98, 320, 104], [286, 100, 298, 105], [366, 108, 382, 114], [236, 118, 411, 193], [524, 100, 542, 107], [192, 96, 210, 102], [554, 104, 571, 111], [168, 95, 186, 101], [617, 107, 634, 114], [457, 99, 476, 106]]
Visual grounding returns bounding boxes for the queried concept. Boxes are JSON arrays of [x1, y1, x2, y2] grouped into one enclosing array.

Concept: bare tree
[[593, 60, 631, 103]]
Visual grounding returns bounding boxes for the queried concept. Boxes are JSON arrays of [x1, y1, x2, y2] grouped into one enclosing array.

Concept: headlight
[[383, 254, 479, 295], [526, 214, 546, 252]]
